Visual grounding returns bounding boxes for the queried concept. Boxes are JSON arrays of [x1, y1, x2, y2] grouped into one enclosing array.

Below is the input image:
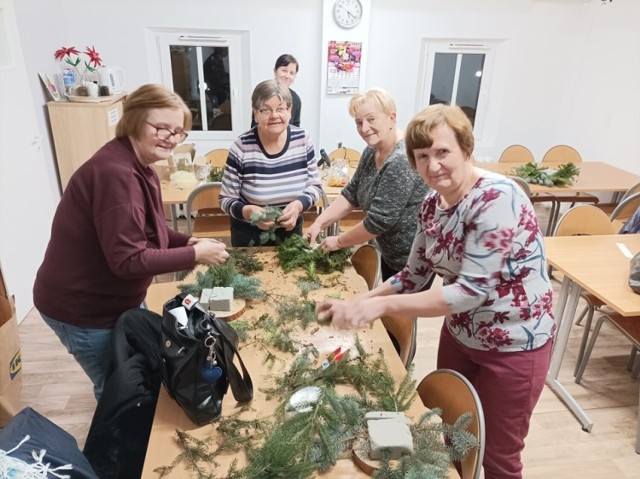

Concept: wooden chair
[[380, 314, 418, 367], [185, 183, 231, 239], [499, 145, 534, 164], [350, 243, 381, 291], [552, 205, 616, 373], [337, 209, 366, 233], [574, 312, 640, 454], [540, 145, 598, 229], [597, 181, 640, 217], [329, 146, 361, 168], [302, 190, 338, 238], [417, 369, 485, 479], [509, 176, 561, 235], [204, 148, 229, 169], [541, 144, 582, 164], [350, 244, 418, 367], [508, 176, 531, 196], [609, 191, 640, 232]]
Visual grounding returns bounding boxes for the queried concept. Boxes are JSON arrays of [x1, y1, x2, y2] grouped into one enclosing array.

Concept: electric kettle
[[97, 66, 126, 95]]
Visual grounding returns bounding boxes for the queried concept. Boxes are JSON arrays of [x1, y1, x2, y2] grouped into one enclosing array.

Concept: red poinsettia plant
[[54, 45, 103, 80]]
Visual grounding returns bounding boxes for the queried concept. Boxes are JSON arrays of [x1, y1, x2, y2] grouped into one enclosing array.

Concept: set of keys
[[201, 334, 223, 383]]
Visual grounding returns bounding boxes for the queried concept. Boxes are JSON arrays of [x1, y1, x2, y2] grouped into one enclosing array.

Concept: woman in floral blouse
[[316, 104, 555, 479]]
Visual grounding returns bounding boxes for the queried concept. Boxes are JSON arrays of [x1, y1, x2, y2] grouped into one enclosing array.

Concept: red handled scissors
[[321, 347, 349, 369]]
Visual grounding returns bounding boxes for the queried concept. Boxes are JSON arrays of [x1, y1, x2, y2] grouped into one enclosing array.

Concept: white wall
[[0, 0, 58, 321], [5, 0, 640, 319]]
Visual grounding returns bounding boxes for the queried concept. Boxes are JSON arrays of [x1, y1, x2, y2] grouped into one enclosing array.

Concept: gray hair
[[251, 79, 292, 110]]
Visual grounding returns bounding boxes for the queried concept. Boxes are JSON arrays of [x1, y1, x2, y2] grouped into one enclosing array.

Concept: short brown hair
[[405, 104, 474, 169], [115, 84, 192, 139]]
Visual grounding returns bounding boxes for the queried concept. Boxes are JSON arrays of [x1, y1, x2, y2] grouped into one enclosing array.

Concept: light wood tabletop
[[141, 249, 430, 478], [160, 166, 356, 206], [543, 234, 640, 432], [545, 234, 640, 317], [477, 161, 640, 194]]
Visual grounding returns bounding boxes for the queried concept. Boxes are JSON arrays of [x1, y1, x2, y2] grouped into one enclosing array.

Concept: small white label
[[107, 107, 119, 126], [617, 242, 633, 259], [181, 293, 198, 310]]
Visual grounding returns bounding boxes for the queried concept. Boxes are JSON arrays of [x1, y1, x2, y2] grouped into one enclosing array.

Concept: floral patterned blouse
[[390, 171, 556, 352]]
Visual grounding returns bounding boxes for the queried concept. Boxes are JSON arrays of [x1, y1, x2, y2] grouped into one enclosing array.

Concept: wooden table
[[544, 234, 640, 432], [477, 161, 640, 195], [141, 250, 428, 478], [478, 162, 640, 235], [160, 167, 356, 230]]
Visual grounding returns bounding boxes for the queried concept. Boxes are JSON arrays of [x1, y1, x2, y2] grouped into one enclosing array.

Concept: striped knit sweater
[[219, 125, 322, 221]]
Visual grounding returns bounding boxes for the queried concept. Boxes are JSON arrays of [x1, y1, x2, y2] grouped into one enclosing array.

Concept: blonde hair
[[348, 87, 396, 117], [405, 104, 474, 169], [116, 84, 192, 139]]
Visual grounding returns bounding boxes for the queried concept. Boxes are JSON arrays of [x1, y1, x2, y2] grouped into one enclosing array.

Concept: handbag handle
[[215, 319, 253, 402]]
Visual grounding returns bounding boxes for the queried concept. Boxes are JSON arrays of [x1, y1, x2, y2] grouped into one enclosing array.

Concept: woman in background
[[317, 104, 555, 479], [33, 84, 229, 400], [305, 88, 429, 280], [221, 79, 322, 246], [252, 54, 302, 127]]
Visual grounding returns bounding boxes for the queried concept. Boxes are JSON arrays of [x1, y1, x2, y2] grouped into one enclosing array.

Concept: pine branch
[[276, 235, 352, 273]]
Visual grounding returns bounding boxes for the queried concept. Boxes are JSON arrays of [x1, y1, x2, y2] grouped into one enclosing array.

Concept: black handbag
[[161, 294, 253, 425]]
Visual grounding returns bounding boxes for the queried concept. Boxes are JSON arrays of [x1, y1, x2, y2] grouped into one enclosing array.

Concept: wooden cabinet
[[47, 94, 125, 190]]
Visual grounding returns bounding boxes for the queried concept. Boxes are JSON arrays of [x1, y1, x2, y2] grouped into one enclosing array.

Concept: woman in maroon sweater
[[34, 84, 229, 399]]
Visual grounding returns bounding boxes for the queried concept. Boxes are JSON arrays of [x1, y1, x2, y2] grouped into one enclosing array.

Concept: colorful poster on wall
[[326, 40, 362, 95]]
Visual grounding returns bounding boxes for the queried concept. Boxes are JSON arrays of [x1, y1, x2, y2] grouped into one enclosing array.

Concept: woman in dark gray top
[[305, 88, 429, 280]]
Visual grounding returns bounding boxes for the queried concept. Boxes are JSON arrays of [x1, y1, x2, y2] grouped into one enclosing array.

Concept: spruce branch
[[276, 235, 352, 273]]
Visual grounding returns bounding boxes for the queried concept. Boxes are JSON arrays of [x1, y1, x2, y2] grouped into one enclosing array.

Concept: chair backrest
[[541, 145, 582, 164], [380, 314, 417, 367], [610, 191, 640, 224], [417, 369, 485, 479], [303, 190, 338, 237], [499, 145, 534, 164], [621, 181, 640, 203], [508, 176, 532, 197], [350, 243, 381, 291], [185, 183, 223, 235], [553, 204, 616, 237], [204, 149, 229, 168], [329, 147, 361, 168]]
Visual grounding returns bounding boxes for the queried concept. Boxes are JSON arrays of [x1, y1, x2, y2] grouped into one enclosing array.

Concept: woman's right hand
[[193, 239, 229, 265], [304, 222, 323, 246], [242, 205, 275, 231]]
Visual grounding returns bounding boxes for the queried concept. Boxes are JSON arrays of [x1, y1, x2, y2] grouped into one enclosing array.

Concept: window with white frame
[[418, 40, 498, 140], [155, 31, 248, 141]]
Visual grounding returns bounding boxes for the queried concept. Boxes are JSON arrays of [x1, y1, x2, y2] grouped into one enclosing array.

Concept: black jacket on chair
[[83, 308, 165, 479]]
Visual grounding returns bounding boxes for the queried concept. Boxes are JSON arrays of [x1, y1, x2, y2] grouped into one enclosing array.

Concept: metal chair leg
[[627, 346, 638, 372], [574, 305, 595, 377], [575, 304, 589, 326], [632, 353, 640, 380], [575, 315, 606, 384], [637, 382, 640, 454]]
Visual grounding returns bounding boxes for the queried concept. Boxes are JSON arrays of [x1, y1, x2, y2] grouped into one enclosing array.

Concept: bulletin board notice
[[326, 40, 362, 95]]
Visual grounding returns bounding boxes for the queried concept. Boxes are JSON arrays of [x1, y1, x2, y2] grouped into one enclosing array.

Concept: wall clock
[[333, 0, 363, 29]]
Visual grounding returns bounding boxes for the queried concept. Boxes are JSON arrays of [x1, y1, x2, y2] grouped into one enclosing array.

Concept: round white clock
[[333, 0, 363, 29]]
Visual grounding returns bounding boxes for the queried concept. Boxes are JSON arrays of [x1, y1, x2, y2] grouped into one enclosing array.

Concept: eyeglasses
[[146, 122, 188, 142], [257, 107, 290, 117]]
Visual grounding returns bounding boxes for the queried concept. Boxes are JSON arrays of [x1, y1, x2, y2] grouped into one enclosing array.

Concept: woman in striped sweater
[[219, 79, 322, 246]]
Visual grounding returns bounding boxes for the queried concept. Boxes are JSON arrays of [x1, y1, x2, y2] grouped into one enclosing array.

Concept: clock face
[[333, 0, 363, 29]]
